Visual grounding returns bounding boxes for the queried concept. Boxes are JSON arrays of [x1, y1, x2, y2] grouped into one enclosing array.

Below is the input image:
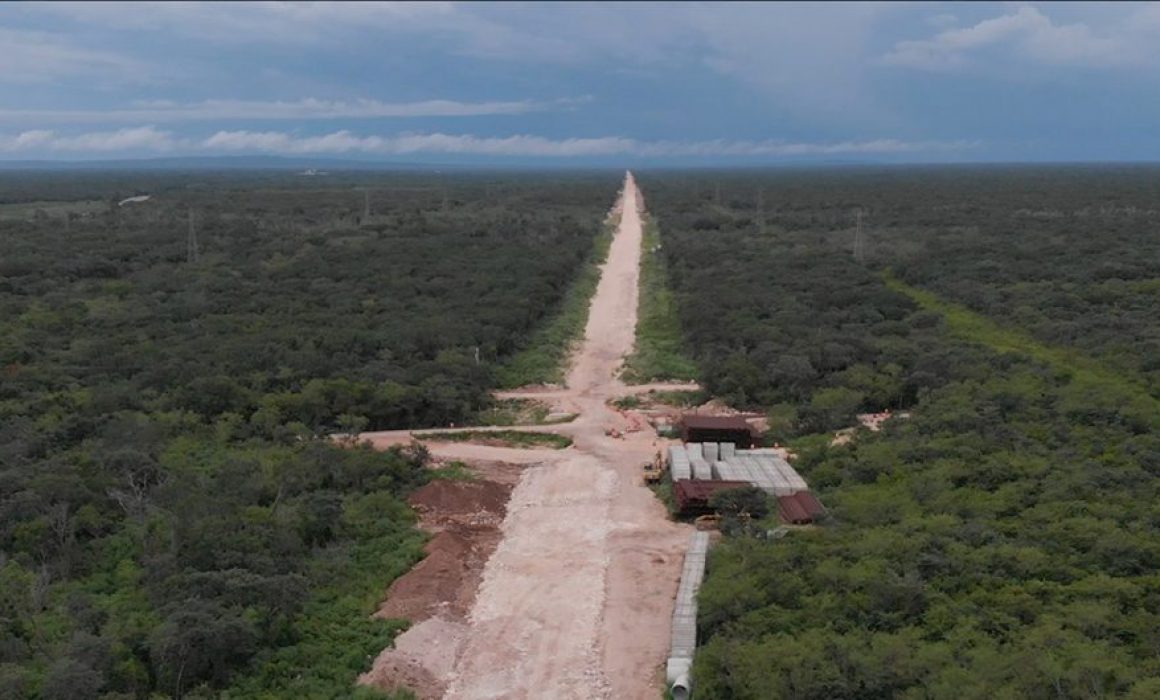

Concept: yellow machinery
[[642, 450, 665, 485]]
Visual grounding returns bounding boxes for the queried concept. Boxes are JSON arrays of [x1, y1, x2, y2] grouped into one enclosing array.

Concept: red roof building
[[677, 415, 756, 447], [673, 479, 752, 515], [778, 491, 827, 524]]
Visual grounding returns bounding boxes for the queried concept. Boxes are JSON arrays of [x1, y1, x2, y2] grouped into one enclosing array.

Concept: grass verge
[[647, 389, 707, 407], [419, 430, 573, 449], [622, 217, 699, 384], [429, 460, 477, 481], [496, 222, 614, 388], [472, 398, 577, 426]]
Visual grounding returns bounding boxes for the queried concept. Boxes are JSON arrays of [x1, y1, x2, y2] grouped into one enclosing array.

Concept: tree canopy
[[641, 167, 1160, 699]]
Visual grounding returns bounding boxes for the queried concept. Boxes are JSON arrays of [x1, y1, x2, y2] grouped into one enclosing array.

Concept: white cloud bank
[[0, 97, 591, 124], [884, 5, 1160, 70], [0, 126, 177, 153], [0, 28, 145, 84], [0, 126, 975, 159]]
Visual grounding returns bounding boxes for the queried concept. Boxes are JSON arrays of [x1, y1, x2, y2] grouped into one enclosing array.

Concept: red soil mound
[[374, 476, 515, 622]]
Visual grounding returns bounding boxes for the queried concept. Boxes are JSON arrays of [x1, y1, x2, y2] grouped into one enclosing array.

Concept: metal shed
[[674, 479, 752, 515], [777, 491, 827, 524], [792, 491, 827, 519], [777, 494, 812, 524], [678, 415, 755, 448]]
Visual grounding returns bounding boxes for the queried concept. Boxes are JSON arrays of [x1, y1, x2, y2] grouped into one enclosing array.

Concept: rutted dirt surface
[[361, 173, 690, 700]]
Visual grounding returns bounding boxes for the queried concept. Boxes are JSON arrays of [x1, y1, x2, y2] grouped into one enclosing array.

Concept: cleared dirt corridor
[[440, 173, 689, 699]]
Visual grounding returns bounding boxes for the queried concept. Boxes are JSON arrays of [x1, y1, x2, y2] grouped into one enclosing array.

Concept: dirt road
[[442, 173, 689, 700], [362, 173, 689, 700]]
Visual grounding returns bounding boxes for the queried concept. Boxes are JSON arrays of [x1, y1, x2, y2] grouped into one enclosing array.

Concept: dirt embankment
[[358, 461, 522, 699]]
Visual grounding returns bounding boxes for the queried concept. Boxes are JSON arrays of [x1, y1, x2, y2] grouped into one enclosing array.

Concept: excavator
[[642, 450, 665, 485]]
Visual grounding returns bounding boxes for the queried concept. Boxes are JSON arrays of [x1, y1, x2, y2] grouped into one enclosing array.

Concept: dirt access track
[[359, 173, 691, 699]]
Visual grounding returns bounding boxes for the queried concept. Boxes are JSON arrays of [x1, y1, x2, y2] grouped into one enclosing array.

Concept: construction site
[[353, 172, 822, 700], [667, 421, 826, 524]]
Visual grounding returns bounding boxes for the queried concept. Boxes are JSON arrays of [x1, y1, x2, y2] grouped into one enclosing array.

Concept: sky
[[1, 1, 1159, 164]]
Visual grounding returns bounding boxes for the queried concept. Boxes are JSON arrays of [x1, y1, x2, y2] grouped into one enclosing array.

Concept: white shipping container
[[691, 457, 712, 480], [764, 456, 808, 492], [703, 442, 719, 462], [713, 460, 742, 481]]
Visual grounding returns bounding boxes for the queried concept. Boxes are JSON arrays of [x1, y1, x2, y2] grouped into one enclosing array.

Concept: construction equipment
[[642, 450, 665, 485], [694, 514, 721, 531], [694, 510, 752, 532]]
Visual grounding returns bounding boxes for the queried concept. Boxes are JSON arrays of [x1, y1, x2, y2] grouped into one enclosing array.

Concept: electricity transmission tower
[[187, 210, 199, 263]]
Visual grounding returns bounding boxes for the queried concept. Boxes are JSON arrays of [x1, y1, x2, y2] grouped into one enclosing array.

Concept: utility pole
[[363, 189, 370, 221], [187, 210, 199, 263]]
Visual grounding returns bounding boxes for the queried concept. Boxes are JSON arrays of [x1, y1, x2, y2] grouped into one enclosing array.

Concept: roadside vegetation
[[611, 395, 644, 410], [418, 430, 572, 450], [884, 272, 1157, 413], [645, 389, 707, 407], [643, 167, 1160, 699], [496, 220, 614, 388], [612, 389, 706, 411], [0, 171, 615, 698], [471, 398, 576, 426], [621, 216, 699, 383]]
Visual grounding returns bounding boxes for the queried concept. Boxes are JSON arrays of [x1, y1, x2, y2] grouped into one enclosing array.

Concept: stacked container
[[669, 445, 692, 481]]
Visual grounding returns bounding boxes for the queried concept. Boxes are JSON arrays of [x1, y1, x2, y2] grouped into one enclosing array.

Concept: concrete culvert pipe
[[667, 658, 692, 699]]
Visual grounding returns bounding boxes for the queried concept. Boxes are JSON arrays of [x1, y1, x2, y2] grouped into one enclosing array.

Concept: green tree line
[[640, 167, 1159, 699], [0, 172, 618, 698]]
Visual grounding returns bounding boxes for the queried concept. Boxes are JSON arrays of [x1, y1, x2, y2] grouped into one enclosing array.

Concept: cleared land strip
[[360, 174, 690, 699], [884, 273, 1159, 421], [436, 174, 690, 699]]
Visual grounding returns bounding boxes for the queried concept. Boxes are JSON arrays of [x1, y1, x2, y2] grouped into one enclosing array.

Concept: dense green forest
[[640, 167, 1160, 699], [0, 171, 616, 698]]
